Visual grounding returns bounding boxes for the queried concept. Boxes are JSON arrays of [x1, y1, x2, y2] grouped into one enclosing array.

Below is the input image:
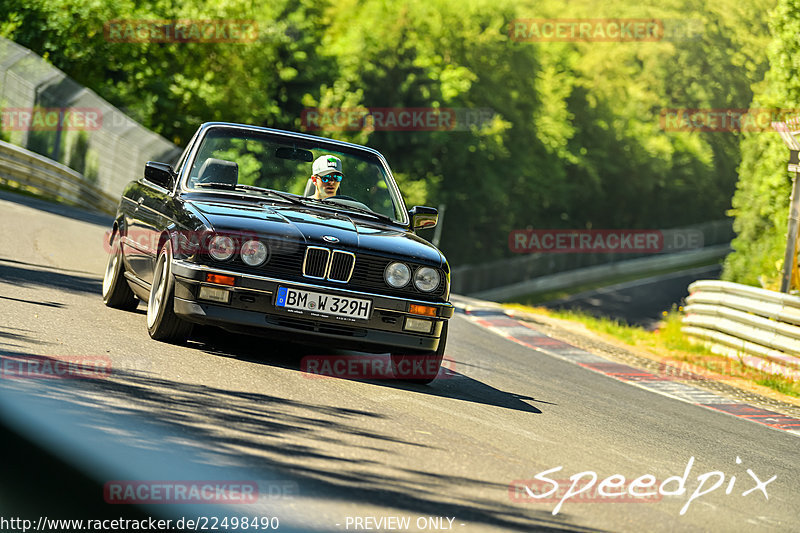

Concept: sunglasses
[[318, 173, 343, 183]]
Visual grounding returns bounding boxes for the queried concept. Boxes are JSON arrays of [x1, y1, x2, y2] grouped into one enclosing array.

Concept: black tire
[[102, 230, 139, 310], [391, 321, 448, 385], [147, 239, 192, 343]]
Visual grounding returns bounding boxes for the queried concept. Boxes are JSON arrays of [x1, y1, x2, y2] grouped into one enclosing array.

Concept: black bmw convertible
[[102, 122, 453, 383]]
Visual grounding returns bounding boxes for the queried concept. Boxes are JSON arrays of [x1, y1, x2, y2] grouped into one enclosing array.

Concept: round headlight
[[208, 235, 235, 261], [384, 262, 411, 288], [414, 267, 440, 292], [241, 239, 269, 266]]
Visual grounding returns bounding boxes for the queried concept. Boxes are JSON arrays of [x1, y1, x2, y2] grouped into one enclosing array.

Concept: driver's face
[[313, 174, 341, 199]]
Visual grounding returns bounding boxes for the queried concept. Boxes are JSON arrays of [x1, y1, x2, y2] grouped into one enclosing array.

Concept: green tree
[[722, 0, 800, 286]]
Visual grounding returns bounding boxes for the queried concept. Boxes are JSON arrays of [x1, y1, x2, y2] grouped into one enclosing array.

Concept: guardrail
[[0, 139, 118, 215], [451, 220, 734, 295], [683, 280, 800, 374], [471, 244, 730, 302], [0, 37, 181, 197]]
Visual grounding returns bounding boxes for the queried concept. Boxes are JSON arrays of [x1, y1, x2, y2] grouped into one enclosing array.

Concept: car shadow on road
[[189, 328, 546, 414], [0, 351, 601, 533]]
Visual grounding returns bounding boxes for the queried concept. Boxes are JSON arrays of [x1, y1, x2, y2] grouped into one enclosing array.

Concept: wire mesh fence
[[0, 36, 181, 202]]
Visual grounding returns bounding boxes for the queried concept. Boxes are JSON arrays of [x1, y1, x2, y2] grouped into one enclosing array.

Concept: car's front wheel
[[391, 321, 448, 385], [102, 230, 138, 310], [147, 239, 192, 343]]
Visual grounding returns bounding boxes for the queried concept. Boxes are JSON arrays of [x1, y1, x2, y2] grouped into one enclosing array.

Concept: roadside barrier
[[682, 280, 800, 373], [471, 245, 729, 302], [453, 220, 734, 296], [0, 37, 180, 209], [0, 140, 118, 214]]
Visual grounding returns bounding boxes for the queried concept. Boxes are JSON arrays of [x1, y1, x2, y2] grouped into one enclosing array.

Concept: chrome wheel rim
[[102, 242, 118, 297], [147, 253, 168, 328]]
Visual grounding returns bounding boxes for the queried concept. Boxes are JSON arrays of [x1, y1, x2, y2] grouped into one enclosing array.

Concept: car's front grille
[[302, 247, 355, 283], [303, 247, 330, 279], [328, 250, 355, 283]]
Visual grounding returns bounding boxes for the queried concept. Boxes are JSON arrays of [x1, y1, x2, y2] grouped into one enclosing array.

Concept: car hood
[[185, 199, 444, 266]]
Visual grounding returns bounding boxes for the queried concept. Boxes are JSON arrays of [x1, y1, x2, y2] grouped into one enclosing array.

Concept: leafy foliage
[[0, 0, 778, 266], [722, 0, 799, 286]]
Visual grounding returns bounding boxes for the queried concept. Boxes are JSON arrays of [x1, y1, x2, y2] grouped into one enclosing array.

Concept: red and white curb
[[460, 308, 800, 437]]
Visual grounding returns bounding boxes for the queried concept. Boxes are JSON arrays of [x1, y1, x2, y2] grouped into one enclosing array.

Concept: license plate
[[275, 287, 372, 320]]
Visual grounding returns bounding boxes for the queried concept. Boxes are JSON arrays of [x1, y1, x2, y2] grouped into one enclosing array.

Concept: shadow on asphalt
[[0, 189, 113, 228], [0, 257, 102, 295], [0, 347, 597, 532], [190, 327, 545, 414]]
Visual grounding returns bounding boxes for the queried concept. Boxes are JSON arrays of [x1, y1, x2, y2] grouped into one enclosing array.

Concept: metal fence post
[[773, 121, 800, 293], [781, 166, 800, 293]]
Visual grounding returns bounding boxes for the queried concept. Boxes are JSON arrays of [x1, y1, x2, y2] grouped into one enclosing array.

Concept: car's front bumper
[[171, 260, 454, 353]]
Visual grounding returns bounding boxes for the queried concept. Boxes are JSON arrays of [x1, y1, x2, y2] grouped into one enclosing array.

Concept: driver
[[310, 155, 343, 199]]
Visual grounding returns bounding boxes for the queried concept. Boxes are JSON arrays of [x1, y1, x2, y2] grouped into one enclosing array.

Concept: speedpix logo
[[510, 456, 776, 515]]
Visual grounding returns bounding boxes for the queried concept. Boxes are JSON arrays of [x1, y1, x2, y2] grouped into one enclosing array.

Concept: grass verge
[[503, 302, 800, 401]]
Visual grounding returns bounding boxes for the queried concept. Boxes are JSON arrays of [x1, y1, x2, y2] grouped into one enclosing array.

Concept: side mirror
[[144, 161, 176, 190], [409, 206, 438, 230]]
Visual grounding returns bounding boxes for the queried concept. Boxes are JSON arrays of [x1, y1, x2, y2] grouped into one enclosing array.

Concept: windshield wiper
[[196, 182, 395, 223], [235, 185, 309, 206], [321, 201, 395, 224], [195, 182, 237, 190], [196, 182, 308, 207]]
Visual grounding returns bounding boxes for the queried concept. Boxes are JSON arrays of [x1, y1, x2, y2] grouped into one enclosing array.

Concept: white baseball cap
[[312, 155, 343, 177]]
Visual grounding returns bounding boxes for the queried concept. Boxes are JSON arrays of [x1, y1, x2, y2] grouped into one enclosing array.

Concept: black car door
[[123, 180, 171, 285]]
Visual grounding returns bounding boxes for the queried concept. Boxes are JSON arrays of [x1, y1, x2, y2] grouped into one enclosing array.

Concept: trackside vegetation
[[0, 0, 779, 271], [722, 0, 800, 287]]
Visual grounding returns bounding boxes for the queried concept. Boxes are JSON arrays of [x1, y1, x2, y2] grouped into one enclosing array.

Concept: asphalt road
[[542, 265, 724, 330], [0, 190, 798, 532]]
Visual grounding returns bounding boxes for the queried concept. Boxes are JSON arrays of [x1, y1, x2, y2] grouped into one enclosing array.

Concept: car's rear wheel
[[102, 230, 139, 310], [147, 239, 192, 343], [391, 321, 448, 385]]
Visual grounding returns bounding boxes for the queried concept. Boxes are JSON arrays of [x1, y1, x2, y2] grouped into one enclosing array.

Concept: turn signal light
[[409, 304, 436, 317], [206, 273, 235, 286]]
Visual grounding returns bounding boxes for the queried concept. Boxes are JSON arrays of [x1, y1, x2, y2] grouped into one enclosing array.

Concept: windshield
[[183, 127, 406, 224]]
